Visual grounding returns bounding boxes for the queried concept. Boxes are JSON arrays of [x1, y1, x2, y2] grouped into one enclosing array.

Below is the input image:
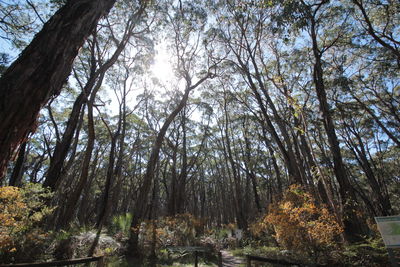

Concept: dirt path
[[220, 250, 244, 267]]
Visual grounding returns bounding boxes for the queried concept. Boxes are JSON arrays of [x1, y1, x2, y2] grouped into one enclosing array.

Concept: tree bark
[[0, 0, 117, 180], [309, 8, 364, 241]]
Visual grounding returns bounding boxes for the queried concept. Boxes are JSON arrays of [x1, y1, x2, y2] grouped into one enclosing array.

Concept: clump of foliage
[[248, 219, 277, 247], [110, 212, 133, 238], [264, 185, 343, 259], [141, 213, 204, 248], [0, 183, 54, 263], [200, 223, 243, 250], [338, 237, 388, 266]]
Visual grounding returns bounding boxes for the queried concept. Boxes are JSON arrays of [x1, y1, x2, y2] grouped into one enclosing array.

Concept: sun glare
[[150, 43, 175, 85]]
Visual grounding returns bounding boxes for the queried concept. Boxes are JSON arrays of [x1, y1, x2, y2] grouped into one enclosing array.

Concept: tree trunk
[[57, 74, 104, 229], [309, 12, 364, 241], [9, 141, 27, 187], [128, 73, 212, 256], [176, 110, 188, 214], [0, 0, 117, 180], [44, 91, 86, 190], [128, 88, 192, 256], [342, 120, 393, 216]]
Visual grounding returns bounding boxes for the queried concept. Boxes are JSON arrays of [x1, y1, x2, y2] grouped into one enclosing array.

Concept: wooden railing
[[246, 254, 330, 267], [166, 246, 211, 267], [0, 256, 104, 267], [246, 254, 300, 267]]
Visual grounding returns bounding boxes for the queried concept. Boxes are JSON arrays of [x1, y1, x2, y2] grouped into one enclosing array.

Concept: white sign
[[375, 216, 400, 248]]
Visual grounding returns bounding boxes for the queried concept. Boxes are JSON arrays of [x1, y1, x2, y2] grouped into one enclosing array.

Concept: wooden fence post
[[194, 250, 198, 267], [218, 251, 222, 267], [388, 248, 399, 267], [246, 255, 251, 267], [96, 256, 105, 267]]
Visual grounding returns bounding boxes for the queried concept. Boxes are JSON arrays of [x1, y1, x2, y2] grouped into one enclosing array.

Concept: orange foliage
[[141, 213, 204, 248], [0, 184, 54, 260], [264, 185, 343, 255], [0, 186, 27, 252]]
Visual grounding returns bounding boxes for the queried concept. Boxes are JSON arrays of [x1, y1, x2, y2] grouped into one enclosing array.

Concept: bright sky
[[106, 41, 176, 115], [150, 42, 175, 85]]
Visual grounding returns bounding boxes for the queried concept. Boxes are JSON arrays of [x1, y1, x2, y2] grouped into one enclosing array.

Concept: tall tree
[[302, 0, 364, 240], [128, 0, 215, 254]]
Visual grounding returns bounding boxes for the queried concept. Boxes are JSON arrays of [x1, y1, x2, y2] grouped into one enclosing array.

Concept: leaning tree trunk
[[0, 0, 117, 180], [57, 76, 101, 230], [128, 88, 192, 256], [127, 73, 213, 256]]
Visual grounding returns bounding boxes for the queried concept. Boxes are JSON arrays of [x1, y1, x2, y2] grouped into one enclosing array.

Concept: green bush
[[110, 212, 133, 236]]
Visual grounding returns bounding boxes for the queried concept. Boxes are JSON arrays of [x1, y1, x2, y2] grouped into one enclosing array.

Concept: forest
[[0, 0, 399, 266]]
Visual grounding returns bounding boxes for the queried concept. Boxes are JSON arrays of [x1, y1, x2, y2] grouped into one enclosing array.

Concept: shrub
[[264, 185, 343, 258], [110, 212, 133, 236], [338, 237, 388, 266], [0, 183, 54, 263], [138, 213, 204, 253]]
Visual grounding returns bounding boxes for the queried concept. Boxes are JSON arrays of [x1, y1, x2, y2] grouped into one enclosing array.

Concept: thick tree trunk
[[108, 84, 129, 219], [176, 113, 188, 214], [78, 147, 100, 225], [237, 59, 302, 184], [231, 16, 305, 185], [167, 138, 179, 215], [44, 92, 86, 190], [96, 133, 117, 228], [96, 76, 129, 227], [260, 124, 283, 195], [242, 124, 262, 213], [222, 106, 247, 230], [0, 0, 117, 180], [309, 13, 364, 241]]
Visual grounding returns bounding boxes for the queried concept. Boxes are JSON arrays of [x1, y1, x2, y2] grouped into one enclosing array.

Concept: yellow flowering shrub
[[264, 185, 343, 256], [0, 186, 27, 252], [0, 184, 54, 262]]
